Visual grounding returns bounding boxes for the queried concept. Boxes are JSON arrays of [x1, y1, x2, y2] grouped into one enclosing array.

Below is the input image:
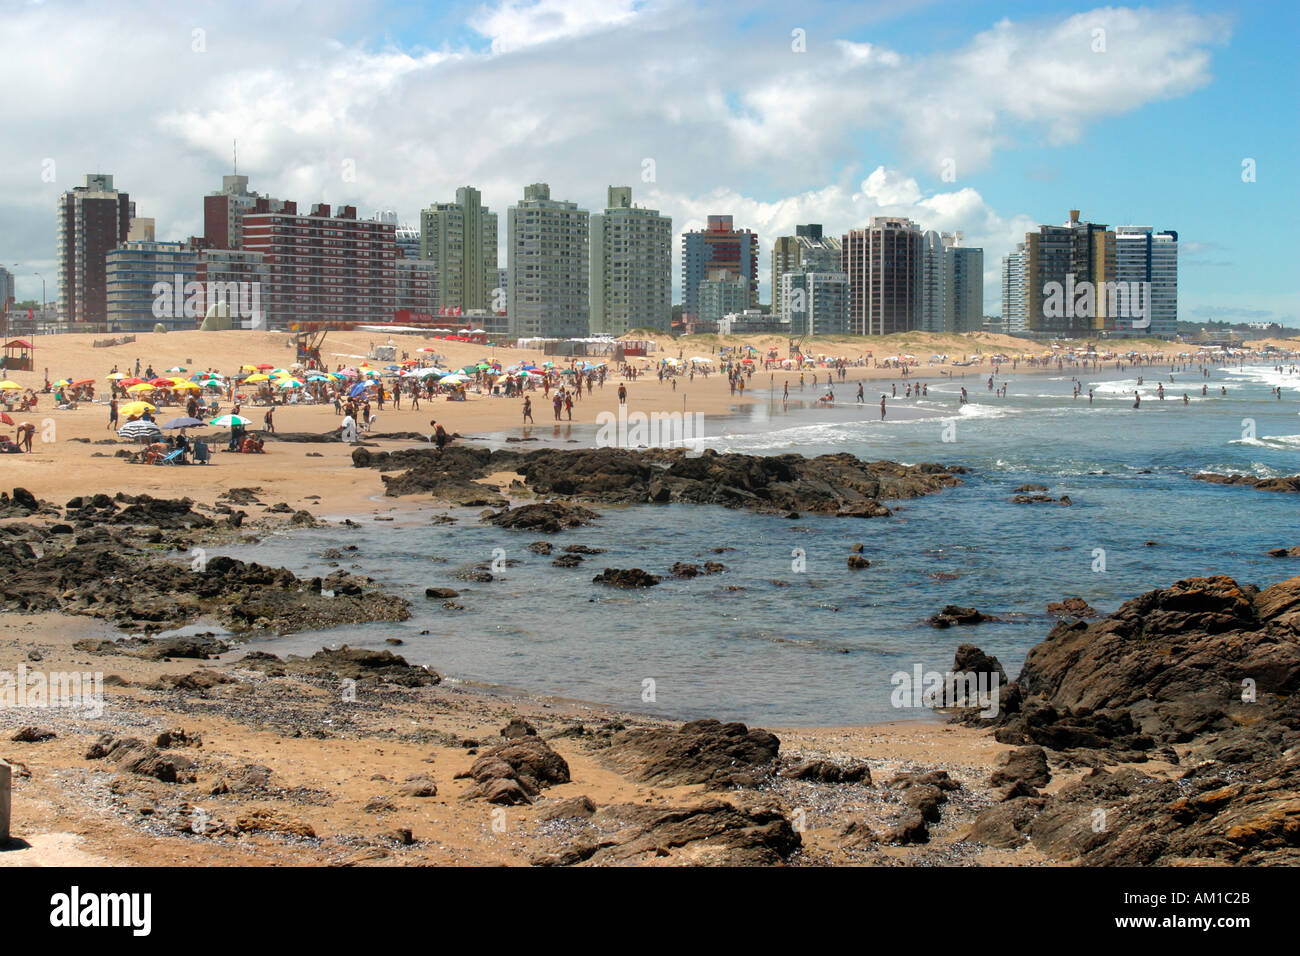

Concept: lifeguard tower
[[1, 339, 34, 372]]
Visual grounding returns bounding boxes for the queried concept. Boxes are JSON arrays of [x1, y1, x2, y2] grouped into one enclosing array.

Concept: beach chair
[[192, 440, 210, 464], [156, 448, 184, 466]]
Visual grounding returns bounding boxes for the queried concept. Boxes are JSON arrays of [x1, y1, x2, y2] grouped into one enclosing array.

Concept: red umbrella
[[256, 363, 274, 370], [148, 377, 173, 387], [0, 412, 13, 426], [119, 377, 145, 387]]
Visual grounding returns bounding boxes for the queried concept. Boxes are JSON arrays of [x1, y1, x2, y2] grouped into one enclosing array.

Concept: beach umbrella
[[347, 383, 369, 398], [118, 377, 145, 387], [171, 381, 201, 391], [148, 377, 174, 387], [307, 374, 330, 382], [278, 378, 305, 389], [243, 373, 270, 383], [0, 412, 13, 426], [126, 382, 157, 393], [117, 420, 162, 441], [209, 414, 251, 427], [165, 366, 187, 373], [71, 378, 95, 387], [55, 379, 72, 387], [255, 363, 275, 370], [161, 416, 206, 430], [440, 373, 471, 385], [119, 401, 157, 417], [0, 381, 22, 390], [107, 372, 128, 380]]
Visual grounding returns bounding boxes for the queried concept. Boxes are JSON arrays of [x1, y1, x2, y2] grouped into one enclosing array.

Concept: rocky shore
[[350, 445, 967, 517], [1, 473, 1296, 866]]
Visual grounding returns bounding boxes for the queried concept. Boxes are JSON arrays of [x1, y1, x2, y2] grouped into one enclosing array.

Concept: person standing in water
[[880, 395, 887, 420], [1133, 391, 1141, 409]]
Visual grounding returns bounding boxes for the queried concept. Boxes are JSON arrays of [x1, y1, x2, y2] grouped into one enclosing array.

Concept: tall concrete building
[[681, 215, 758, 323], [920, 231, 949, 333], [56, 173, 134, 325], [506, 183, 589, 339], [420, 186, 498, 313], [842, 217, 923, 335], [590, 186, 672, 335], [243, 201, 397, 328], [106, 240, 197, 332], [780, 270, 850, 337], [949, 243, 984, 333], [0, 267, 15, 310], [1024, 210, 1116, 336], [1001, 242, 1028, 335], [696, 270, 749, 330], [204, 174, 283, 250], [1115, 226, 1178, 337], [771, 224, 841, 315], [395, 258, 438, 316]]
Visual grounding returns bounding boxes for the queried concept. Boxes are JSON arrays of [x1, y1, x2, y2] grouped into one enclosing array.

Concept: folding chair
[[156, 448, 184, 465], [192, 440, 210, 464]]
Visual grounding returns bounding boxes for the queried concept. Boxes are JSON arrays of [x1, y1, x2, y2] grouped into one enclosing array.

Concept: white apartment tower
[[590, 186, 672, 335], [507, 183, 589, 339], [1115, 226, 1178, 337], [1001, 242, 1028, 335]]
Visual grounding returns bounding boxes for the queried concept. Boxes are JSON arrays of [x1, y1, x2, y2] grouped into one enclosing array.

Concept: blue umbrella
[[348, 383, 368, 398]]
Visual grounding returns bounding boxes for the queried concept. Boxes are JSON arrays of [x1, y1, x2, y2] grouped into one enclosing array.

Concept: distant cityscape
[[0, 171, 1188, 340]]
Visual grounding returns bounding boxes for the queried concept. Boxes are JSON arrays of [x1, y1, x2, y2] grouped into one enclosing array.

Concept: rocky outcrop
[[456, 737, 571, 804], [592, 568, 660, 588], [353, 446, 964, 517], [484, 502, 600, 533], [598, 719, 780, 788], [928, 605, 999, 628], [1046, 596, 1099, 618], [240, 646, 439, 687], [962, 574, 1300, 864], [1193, 473, 1300, 493]]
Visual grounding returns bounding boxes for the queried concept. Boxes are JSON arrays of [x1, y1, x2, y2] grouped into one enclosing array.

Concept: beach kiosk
[[1, 340, 34, 372]]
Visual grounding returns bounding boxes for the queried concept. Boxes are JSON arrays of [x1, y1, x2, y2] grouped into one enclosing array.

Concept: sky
[[1, 0, 1296, 324]]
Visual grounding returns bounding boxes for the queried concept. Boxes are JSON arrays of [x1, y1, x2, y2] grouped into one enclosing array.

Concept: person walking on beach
[[564, 391, 574, 421], [431, 419, 450, 452], [617, 383, 627, 405], [107, 398, 118, 430], [263, 406, 275, 434], [522, 395, 534, 423]]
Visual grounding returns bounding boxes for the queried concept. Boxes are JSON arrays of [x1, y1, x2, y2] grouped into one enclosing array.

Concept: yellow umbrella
[[0, 381, 22, 390], [171, 380, 201, 391], [126, 382, 157, 393], [107, 372, 127, 380], [119, 401, 157, 416], [240, 364, 259, 372], [243, 373, 270, 383]]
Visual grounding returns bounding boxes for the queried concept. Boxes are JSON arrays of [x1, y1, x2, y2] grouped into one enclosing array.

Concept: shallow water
[[214, 362, 1300, 727]]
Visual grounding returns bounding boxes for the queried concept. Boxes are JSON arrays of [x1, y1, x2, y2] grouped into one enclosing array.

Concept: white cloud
[[0, 2, 1228, 311]]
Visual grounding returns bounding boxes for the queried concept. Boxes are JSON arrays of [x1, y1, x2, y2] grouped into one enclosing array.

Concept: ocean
[[209, 362, 1300, 727]]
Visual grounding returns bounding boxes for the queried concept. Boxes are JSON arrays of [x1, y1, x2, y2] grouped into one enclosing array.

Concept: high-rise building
[[696, 270, 749, 330], [920, 231, 949, 333], [1115, 226, 1178, 337], [0, 267, 15, 310], [507, 183, 589, 339], [1001, 242, 1028, 335], [771, 224, 841, 315], [948, 243, 984, 333], [1024, 210, 1116, 336], [681, 215, 758, 322], [194, 247, 269, 328], [780, 270, 850, 337], [242, 201, 397, 328], [396, 258, 438, 316], [589, 186, 672, 335], [106, 240, 198, 332], [842, 217, 923, 335], [420, 186, 498, 313], [56, 173, 134, 325], [203, 174, 283, 250]]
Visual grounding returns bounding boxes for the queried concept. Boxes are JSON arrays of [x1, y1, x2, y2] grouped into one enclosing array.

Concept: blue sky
[[1, 0, 1295, 324]]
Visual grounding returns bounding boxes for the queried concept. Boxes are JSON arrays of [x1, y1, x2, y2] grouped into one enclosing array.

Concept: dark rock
[[600, 718, 780, 787], [593, 568, 660, 588]]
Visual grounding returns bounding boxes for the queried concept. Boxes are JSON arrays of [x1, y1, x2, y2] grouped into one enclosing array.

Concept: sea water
[[218, 363, 1300, 727]]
